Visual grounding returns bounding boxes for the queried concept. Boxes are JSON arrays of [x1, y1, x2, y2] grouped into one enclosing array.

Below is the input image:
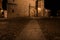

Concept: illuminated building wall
[[7, 0, 45, 18], [7, 0, 18, 18], [16, 0, 29, 17], [8, 0, 29, 18], [29, 0, 44, 17], [29, 0, 36, 17], [38, 0, 44, 16]]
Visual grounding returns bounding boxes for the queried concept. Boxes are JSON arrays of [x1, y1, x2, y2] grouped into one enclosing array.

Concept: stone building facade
[[7, 0, 18, 18], [38, 0, 44, 16], [7, 0, 45, 18]]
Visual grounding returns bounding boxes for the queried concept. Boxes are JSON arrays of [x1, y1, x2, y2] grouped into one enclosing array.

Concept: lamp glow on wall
[[1, 10, 3, 12], [38, 7, 41, 13]]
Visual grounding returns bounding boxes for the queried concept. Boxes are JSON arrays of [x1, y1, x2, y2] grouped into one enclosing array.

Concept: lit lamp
[[0, 9, 3, 14], [38, 7, 41, 13]]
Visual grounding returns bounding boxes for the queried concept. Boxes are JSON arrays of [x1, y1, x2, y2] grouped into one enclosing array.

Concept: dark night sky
[[44, 0, 60, 10], [2, 0, 60, 10], [2, 0, 7, 10]]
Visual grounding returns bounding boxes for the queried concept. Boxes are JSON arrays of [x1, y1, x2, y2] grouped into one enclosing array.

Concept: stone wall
[[8, 0, 29, 18], [7, 0, 45, 18], [7, 0, 18, 18]]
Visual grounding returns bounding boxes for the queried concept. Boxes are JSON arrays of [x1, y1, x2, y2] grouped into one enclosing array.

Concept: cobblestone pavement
[[16, 20, 46, 40], [0, 17, 60, 40], [0, 18, 30, 40], [38, 18, 60, 40]]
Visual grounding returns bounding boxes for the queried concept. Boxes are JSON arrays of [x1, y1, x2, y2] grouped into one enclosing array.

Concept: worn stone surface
[[16, 20, 46, 40], [0, 18, 60, 40]]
